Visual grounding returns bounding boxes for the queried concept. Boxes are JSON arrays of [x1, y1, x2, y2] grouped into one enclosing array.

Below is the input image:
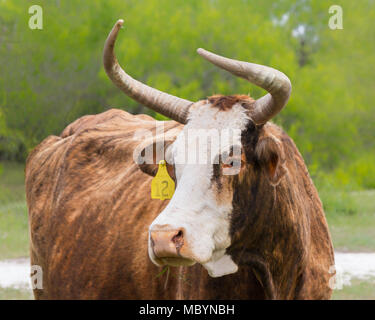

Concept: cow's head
[[104, 20, 291, 277]]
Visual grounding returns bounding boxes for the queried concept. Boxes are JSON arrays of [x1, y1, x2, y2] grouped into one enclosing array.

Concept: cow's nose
[[150, 228, 184, 258]]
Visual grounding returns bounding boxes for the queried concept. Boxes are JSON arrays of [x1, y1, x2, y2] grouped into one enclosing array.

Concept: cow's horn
[[103, 20, 192, 124], [197, 48, 292, 125]]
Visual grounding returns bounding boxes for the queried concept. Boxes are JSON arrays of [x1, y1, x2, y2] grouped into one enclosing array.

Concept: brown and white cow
[[25, 20, 335, 299]]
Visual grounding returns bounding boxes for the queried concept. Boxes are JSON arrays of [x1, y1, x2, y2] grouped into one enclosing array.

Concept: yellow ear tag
[[151, 160, 175, 200]]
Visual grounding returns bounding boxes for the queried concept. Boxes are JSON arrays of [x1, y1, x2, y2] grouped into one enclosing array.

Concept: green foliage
[[0, 0, 374, 189]]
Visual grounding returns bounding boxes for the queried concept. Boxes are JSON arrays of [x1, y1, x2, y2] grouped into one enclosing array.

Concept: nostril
[[176, 230, 183, 238], [171, 229, 184, 250]]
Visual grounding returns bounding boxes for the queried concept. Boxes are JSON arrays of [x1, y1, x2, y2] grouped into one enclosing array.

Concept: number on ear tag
[[151, 160, 175, 200]]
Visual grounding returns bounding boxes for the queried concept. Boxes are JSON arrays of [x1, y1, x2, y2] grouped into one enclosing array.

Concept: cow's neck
[[227, 170, 309, 299]]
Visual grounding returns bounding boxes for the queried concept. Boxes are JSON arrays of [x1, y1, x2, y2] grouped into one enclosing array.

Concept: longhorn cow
[[26, 20, 335, 299]]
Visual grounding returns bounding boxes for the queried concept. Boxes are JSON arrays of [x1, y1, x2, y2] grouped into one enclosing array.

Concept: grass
[[0, 287, 33, 300], [2, 281, 375, 300], [0, 161, 375, 300], [0, 161, 29, 260], [331, 278, 375, 300], [321, 189, 375, 252]]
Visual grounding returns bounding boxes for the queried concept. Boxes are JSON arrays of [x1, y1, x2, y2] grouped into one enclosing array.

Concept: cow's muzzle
[[149, 226, 196, 267], [150, 228, 184, 258]]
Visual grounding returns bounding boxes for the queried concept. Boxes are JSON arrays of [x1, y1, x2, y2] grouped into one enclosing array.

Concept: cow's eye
[[222, 159, 241, 169], [222, 161, 233, 168]]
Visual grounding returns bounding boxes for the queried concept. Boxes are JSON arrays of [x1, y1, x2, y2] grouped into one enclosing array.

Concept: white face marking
[[202, 250, 239, 278], [149, 102, 250, 277]]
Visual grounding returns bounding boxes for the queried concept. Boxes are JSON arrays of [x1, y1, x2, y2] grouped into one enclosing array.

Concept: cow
[[25, 20, 335, 299]]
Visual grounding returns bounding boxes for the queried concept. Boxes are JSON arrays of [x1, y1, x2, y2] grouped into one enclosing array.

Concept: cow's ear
[[255, 133, 287, 186], [134, 138, 175, 178], [138, 141, 175, 178]]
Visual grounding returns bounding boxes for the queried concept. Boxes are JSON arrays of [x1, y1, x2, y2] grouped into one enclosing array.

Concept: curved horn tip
[[197, 48, 209, 56], [116, 19, 124, 28]]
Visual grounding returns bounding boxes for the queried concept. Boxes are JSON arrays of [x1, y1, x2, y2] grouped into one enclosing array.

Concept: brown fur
[[25, 106, 334, 299], [228, 122, 334, 299], [208, 94, 254, 110]]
